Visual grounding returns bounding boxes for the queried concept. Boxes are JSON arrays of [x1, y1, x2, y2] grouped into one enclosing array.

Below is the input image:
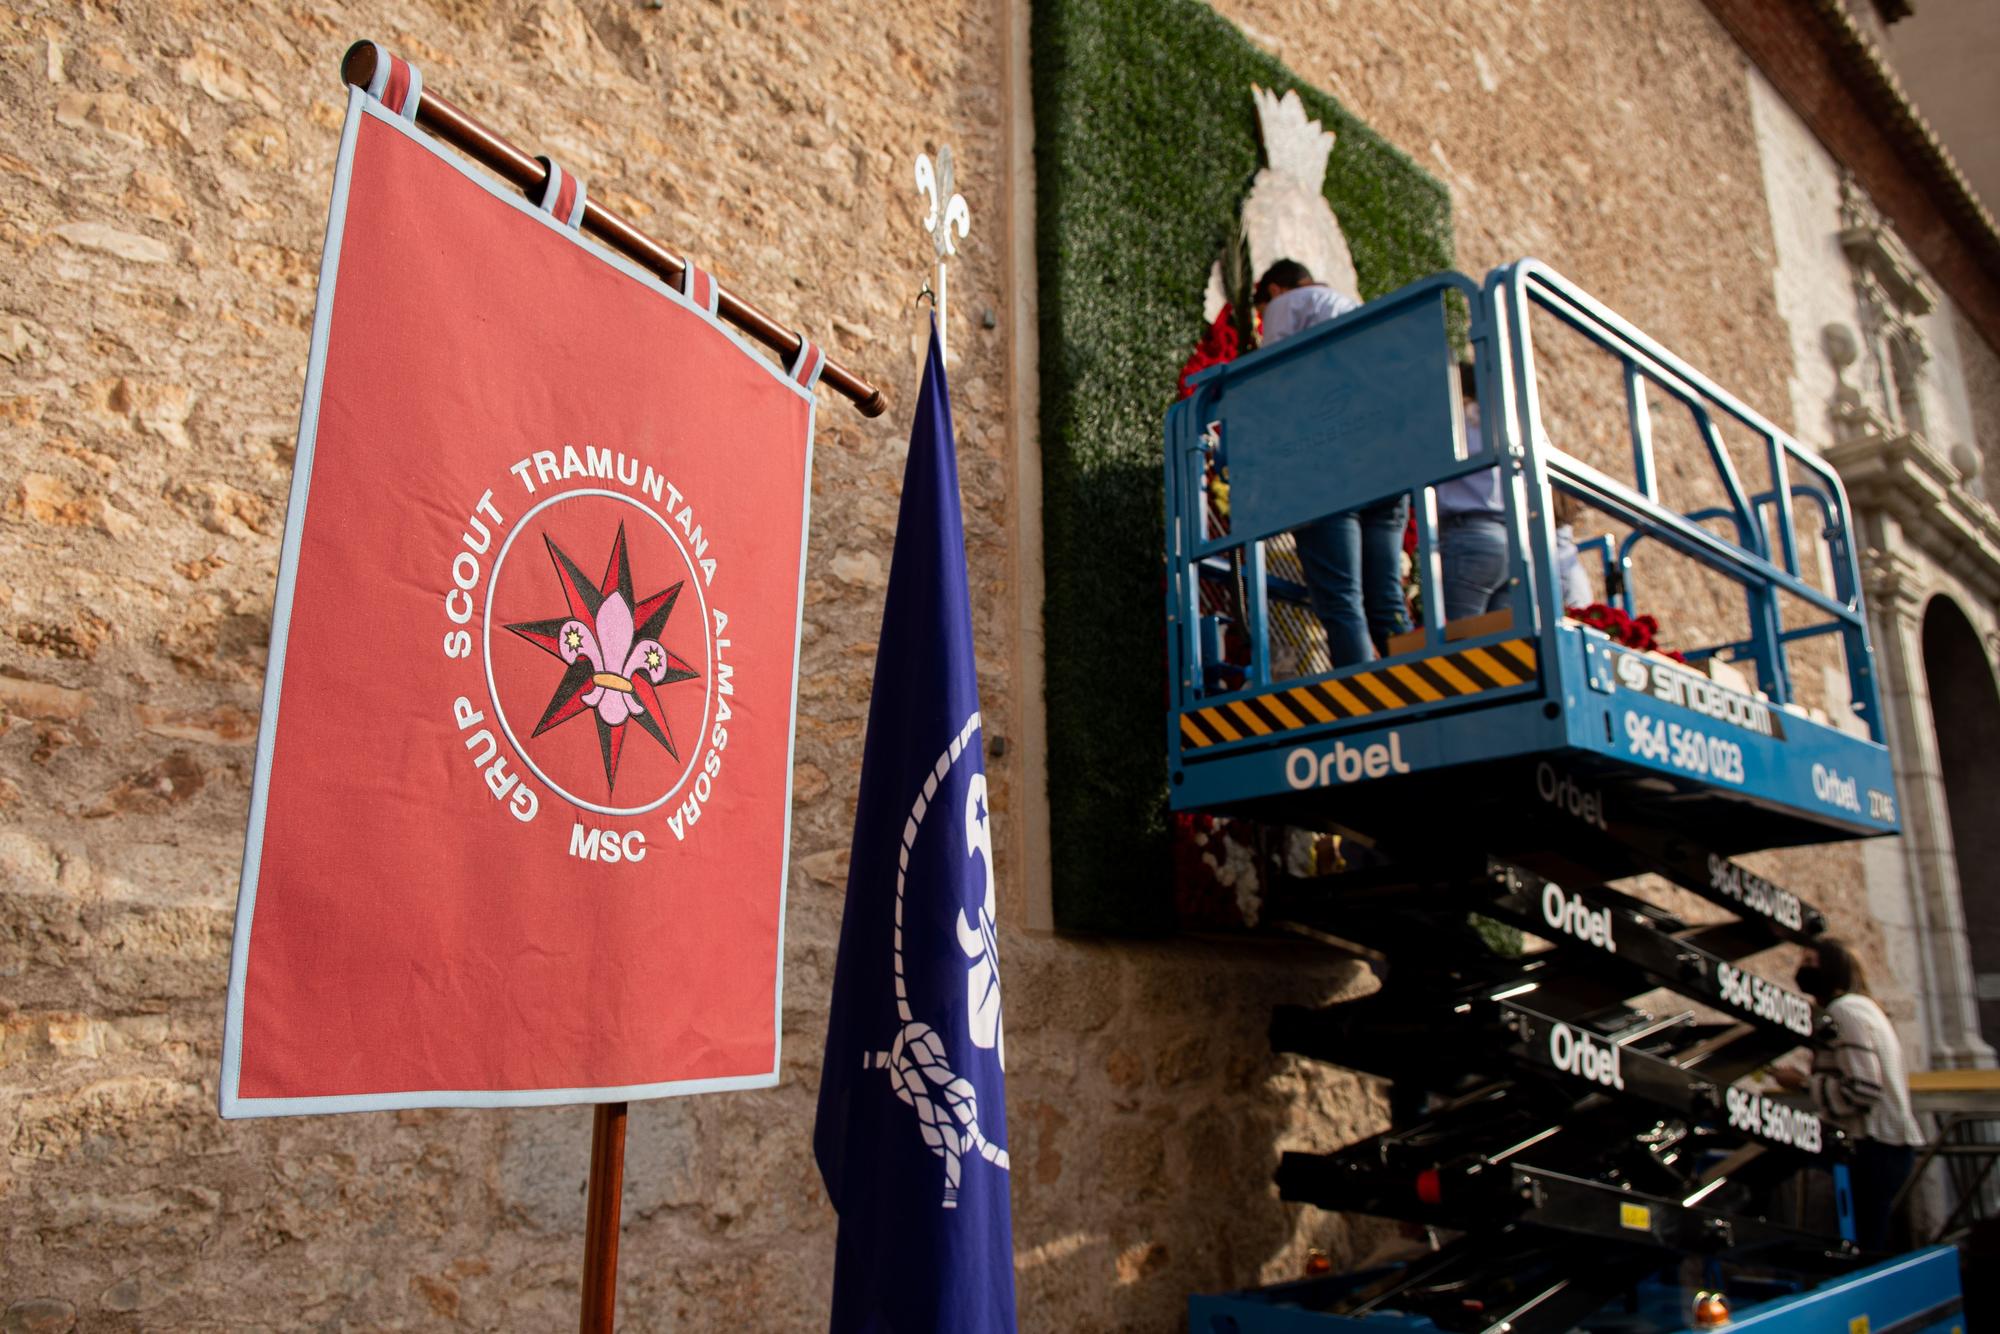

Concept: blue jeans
[[1293, 497, 1410, 667], [1439, 513, 1513, 623]]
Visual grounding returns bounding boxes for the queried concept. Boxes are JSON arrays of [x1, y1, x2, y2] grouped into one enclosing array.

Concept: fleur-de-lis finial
[[914, 146, 970, 361]]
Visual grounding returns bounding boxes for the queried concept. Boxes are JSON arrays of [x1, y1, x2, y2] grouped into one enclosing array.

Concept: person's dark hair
[[1802, 936, 1870, 1002], [1255, 259, 1315, 305]]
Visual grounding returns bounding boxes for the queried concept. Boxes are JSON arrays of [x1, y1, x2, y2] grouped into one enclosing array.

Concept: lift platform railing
[[1489, 260, 1883, 741], [1166, 260, 1888, 774]]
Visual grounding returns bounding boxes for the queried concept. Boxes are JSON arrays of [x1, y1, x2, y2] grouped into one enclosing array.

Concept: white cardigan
[[1810, 992, 1923, 1147]]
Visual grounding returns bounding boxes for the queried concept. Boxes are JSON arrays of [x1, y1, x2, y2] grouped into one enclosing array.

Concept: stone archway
[[1923, 595, 2000, 1045]]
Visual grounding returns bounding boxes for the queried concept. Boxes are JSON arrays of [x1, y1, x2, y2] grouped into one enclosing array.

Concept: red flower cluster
[[1568, 602, 1685, 662], [1177, 304, 1243, 399]]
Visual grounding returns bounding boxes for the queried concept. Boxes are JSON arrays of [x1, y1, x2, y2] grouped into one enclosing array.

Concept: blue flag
[[814, 318, 1016, 1333]]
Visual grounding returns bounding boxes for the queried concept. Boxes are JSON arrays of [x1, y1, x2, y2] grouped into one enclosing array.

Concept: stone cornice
[[1826, 429, 2000, 602], [1859, 546, 1926, 618], [1702, 0, 2000, 354]]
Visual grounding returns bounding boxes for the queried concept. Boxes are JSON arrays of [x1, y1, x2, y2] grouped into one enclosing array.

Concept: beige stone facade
[[1745, 60, 2000, 1072], [4, 1, 1999, 1331]]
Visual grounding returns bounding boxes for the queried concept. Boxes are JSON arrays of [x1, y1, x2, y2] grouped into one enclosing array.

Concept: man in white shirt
[[1775, 938, 1923, 1251], [1255, 261, 1408, 666]]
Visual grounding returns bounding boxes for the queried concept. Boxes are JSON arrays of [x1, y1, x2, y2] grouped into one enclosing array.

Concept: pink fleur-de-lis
[[556, 593, 672, 728]]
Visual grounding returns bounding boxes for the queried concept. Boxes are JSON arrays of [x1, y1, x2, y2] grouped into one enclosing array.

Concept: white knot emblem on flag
[[866, 709, 1009, 1209]]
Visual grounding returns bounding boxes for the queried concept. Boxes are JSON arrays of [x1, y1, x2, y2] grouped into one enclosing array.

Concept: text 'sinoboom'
[[1614, 651, 1783, 739]]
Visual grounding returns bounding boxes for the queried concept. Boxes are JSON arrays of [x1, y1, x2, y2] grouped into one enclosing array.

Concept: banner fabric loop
[[676, 260, 722, 317], [789, 334, 826, 391], [532, 155, 587, 230], [360, 43, 422, 122]]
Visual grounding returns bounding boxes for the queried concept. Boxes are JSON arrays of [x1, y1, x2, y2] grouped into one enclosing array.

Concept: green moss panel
[[1033, 0, 1456, 931]]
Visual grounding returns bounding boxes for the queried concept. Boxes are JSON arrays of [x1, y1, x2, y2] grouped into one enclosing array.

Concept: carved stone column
[[1862, 543, 1995, 1068]]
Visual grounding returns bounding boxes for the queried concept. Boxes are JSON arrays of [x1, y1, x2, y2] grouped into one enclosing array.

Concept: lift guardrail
[[1164, 261, 1899, 846]]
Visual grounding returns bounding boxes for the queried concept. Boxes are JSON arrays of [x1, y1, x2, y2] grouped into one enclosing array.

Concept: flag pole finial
[[914, 146, 970, 362]]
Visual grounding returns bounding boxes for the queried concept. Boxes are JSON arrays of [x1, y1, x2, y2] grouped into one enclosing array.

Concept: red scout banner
[[221, 51, 822, 1116]]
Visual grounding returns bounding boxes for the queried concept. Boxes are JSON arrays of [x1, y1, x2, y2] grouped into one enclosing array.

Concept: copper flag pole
[[339, 41, 889, 418], [578, 1102, 628, 1334]]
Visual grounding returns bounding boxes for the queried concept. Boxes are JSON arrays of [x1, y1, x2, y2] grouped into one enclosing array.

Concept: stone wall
[[0, 1, 1389, 1329]]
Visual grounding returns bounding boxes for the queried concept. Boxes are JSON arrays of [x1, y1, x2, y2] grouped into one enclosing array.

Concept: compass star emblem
[[504, 523, 699, 797]]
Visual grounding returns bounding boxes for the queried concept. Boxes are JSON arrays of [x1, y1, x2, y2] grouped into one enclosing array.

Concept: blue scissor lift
[[1167, 262, 1965, 1332]]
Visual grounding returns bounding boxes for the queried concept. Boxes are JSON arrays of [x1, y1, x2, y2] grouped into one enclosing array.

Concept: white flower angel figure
[[1205, 84, 1361, 324]]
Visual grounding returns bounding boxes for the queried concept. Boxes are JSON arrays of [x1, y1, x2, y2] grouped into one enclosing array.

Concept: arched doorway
[[1924, 596, 2000, 1044]]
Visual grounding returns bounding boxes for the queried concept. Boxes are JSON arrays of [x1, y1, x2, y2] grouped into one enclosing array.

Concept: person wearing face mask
[[1773, 938, 1922, 1250]]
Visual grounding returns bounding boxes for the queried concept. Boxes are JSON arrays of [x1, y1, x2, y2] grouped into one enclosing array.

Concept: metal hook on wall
[[914, 145, 969, 361]]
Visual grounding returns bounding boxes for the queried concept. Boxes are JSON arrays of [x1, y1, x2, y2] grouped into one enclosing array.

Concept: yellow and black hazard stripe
[[1179, 637, 1540, 750]]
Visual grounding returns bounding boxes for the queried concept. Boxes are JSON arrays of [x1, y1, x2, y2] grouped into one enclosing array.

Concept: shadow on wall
[[1033, 0, 1456, 934], [998, 934, 1390, 1329]]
